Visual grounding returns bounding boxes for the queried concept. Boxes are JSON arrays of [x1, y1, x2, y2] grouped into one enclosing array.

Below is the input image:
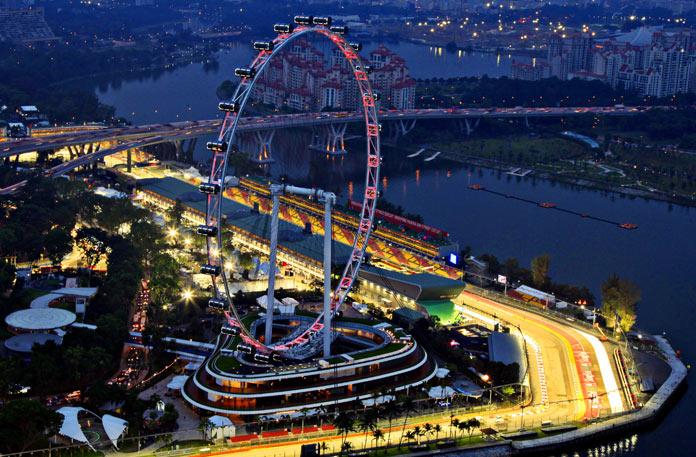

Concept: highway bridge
[[1, 105, 649, 158], [0, 105, 651, 195]]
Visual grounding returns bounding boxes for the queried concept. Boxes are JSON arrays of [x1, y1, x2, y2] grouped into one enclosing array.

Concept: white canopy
[[281, 297, 299, 306], [57, 407, 90, 445], [435, 368, 451, 379], [208, 415, 233, 428], [184, 361, 202, 371], [428, 386, 456, 399], [102, 414, 128, 448], [166, 375, 189, 390], [257, 295, 295, 314], [361, 395, 395, 407]]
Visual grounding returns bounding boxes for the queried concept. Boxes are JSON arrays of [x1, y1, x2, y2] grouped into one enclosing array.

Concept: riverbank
[[438, 152, 696, 208]]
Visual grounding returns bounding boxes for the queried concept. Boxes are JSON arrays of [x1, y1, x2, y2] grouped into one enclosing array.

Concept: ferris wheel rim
[[204, 24, 381, 354]]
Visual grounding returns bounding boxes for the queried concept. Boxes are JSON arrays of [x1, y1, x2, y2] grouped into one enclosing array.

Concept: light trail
[[576, 329, 625, 414]]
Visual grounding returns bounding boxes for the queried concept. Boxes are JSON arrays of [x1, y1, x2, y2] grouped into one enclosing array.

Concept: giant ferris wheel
[[197, 16, 381, 359]]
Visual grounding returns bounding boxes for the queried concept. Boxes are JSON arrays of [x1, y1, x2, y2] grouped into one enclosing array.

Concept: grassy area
[[295, 308, 319, 318], [335, 315, 377, 325], [436, 136, 587, 165], [352, 342, 405, 360], [214, 355, 240, 372], [324, 356, 345, 365], [155, 440, 210, 452], [241, 312, 260, 328], [17, 288, 51, 305]]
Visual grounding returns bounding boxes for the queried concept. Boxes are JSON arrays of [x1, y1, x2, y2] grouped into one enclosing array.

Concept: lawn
[[352, 343, 405, 360], [214, 355, 240, 372]]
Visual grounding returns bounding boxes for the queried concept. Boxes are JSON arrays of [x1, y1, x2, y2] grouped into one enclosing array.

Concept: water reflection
[[553, 434, 639, 457]]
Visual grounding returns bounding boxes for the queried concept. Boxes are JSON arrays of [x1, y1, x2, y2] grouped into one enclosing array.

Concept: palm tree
[[382, 399, 401, 449], [372, 429, 385, 450], [332, 411, 355, 453], [433, 424, 442, 441], [451, 418, 460, 439], [299, 408, 308, 433], [319, 441, 329, 456], [457, 421, 470, 441], [198, 416, 211, 440], [358, 409, 378, 450], [341, 441, 353, 455], [423, 423, 433, 443], [404, 430, 417, 446], [413, 426, 422, 445], [466, 418, 481, 443], [398, 397, 416, 449]]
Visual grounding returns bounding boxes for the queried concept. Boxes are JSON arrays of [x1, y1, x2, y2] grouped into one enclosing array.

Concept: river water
[[90, 40, 695, 457]]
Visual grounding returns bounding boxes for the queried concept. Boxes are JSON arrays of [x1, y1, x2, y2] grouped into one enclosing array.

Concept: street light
[[181, 288, 193, 302], [167, 227, 178, 239]]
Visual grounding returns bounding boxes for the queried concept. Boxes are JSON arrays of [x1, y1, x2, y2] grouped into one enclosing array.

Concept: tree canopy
[[601, 273, 640, 332]]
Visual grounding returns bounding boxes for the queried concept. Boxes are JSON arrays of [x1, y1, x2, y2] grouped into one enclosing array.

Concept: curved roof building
[[5, 308, 76, 332]]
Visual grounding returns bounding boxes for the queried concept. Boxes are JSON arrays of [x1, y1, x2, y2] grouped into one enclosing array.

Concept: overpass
[[1, 105, 649, 159], [0, 106, 651, 195]]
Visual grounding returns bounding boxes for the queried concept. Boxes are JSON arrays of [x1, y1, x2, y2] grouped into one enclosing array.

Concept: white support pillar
[[322, 193, 336, 358], [328, 123, 347, 153], [264, 187, 281, 345], [398, 119, 417, 136], [255, 130, 275, 163]]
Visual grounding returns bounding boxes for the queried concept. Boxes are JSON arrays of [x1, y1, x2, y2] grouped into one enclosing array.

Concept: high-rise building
[[252, 40, 416, 111]]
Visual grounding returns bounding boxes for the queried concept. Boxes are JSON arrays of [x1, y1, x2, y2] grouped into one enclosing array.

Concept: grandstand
[[0, 8, 56, 44]]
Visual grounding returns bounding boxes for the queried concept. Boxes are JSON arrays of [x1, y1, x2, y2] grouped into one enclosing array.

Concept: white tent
[[57, 407, 91, 447], [102, 415, 128, 448], [435, 368, 451, 379], [361, 395, 395, 407], [206, 415, 235, 441], [256, 295, 286, 312], [166, 375, 189, 391], [427, 386, 456, 399]]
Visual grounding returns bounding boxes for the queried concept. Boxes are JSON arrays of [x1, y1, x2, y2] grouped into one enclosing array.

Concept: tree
[[358, 409, 378, 450], [371, 429, 384, 450], [167, 198, 185, 226], [75, 227, 110, 285], [0, 260, 16, 295], [601, 273, 641, 332], [0, 399, 61, 453], [466, 418, 480, 442], [64, 345, 112, 397], [198, 416, 212, 440], [150, 252, 181, 307], [530, 253, 551, 287], [398, 396, 416, 449], [332, 411, 355, 453], [433, 424, 442, 441], [0, 357, 22, 400], [238, 252, 254, 271], [129, 220, 163, 268], [423, 423, 433, 442], [382, 398, 401, 449], [457, 421, 470, 440], [44, 227, 73, 266], [450, 418, 460, 439]]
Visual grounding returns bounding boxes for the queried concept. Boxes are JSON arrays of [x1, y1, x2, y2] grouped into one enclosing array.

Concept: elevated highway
[[0, 106, 649, 159]]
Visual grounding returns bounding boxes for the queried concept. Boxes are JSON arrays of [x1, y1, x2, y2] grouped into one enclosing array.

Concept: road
[[133, 290, 627, 457], [457, 290, 625, 423], [0, 105, 650, 158]]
